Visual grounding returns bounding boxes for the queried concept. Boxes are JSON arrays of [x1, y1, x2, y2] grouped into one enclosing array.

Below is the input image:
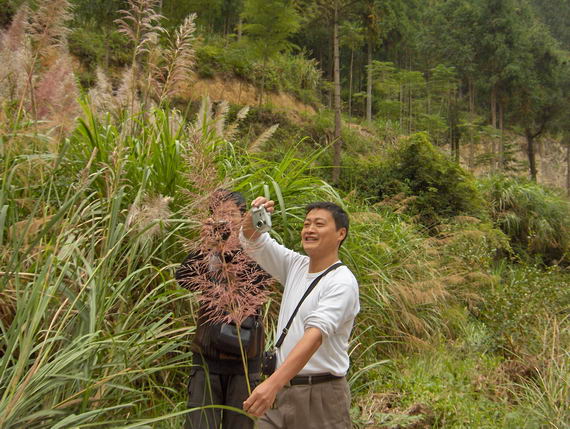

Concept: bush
[[477, 262, 570, 354], [194, 38, 322, 104], [268, 51, 322, 103], [0, 0, 16, 29], [69, 28, 105, 67], [479, 175, 570, 263], [68, 28, 131, 86], [344, 132, 487, 226], [375, 99, 401, 120], [354, 347, 533, 429], [195, 39, 256, 79], [195, 43, 224, 78]]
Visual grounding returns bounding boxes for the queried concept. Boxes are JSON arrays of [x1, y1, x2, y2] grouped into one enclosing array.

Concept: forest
[[0, 0, 569, 427]]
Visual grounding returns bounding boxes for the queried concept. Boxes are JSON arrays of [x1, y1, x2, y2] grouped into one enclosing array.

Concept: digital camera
[[251, 206, 272, 233]]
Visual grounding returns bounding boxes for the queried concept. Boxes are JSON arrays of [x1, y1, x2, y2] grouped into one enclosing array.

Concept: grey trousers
[[258, 376, 352, 429], [184, 366, 261, 429]]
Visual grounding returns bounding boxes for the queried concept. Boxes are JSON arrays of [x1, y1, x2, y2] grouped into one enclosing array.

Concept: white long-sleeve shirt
[[240, 231, 360, 376]]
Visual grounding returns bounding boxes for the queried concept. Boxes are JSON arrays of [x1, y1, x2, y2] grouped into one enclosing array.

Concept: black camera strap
[[274, 262, 344, 349]]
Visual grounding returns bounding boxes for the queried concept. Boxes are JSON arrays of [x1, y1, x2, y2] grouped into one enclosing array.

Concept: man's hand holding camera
[[242, 197, 275, 240]]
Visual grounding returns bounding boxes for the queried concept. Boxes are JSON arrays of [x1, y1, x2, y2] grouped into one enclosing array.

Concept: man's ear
[[337, 227, 347, 243]]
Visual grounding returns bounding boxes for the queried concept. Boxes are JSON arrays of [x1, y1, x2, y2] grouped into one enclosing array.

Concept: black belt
[[288, 373, 342, 386]]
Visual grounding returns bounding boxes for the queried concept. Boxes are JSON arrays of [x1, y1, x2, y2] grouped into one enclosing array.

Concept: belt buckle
[[307, 375, 313, 385]]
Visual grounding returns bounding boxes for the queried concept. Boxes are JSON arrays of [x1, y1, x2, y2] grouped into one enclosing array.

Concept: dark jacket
[[175, 249, 269, 372]]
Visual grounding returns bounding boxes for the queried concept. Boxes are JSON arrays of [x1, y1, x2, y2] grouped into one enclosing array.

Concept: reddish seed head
[[187, 193, 272, 325]]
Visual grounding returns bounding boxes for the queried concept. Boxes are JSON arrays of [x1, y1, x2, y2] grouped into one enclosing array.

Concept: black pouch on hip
[[261, 350, 277, 376], [212, 316, 255, 356]]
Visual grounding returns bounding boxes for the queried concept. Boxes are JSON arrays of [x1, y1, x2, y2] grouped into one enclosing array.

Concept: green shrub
[[195, 39, 255, 79], [268, 51, 322, 103], [194, 38, 321, 103], [416, 113, 449, 144], [375, 99, 401, 120], [195, 43, 224, 78], [0, 0, 16, 29], [69, 28, 105, 67], [477, 262, 570, 354], [341, 126, 375, 155], [355, 347, 534, 429], [105, 30, 132, 67], [68, 28, 131, 86], [345, 132, 487, 226], [479, 175, 570, 263]]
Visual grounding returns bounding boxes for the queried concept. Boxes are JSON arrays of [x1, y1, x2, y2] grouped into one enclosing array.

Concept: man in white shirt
[[241, 198, 359, 429]]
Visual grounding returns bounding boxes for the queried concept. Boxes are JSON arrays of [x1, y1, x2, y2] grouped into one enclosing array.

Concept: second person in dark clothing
[[176, 190, 272, 429]]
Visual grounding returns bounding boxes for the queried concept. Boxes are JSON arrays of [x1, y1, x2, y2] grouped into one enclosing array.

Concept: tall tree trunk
[[469, 127, 475, 169], [490, 85, 498, 172], [526, 129, 537, 181], [348, 48, 354, 119], [237, 16, 242, 41], [366, 40, 372, 122], [449, 96, 460, 163], [328, 30, 334, 109], [258, 59, 266, 106], [566, 137, 570, 197], [332, 1, 342, 185], [468, 76, 475, 114], [499, 101, 504, 171], [491, 85, 497, 128]]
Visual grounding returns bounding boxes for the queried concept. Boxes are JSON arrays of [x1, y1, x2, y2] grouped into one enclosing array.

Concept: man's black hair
[[305, 201, 349, 247], [210, 189, 247, 214]]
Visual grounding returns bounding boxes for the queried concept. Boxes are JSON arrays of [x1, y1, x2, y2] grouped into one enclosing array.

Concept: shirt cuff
[[304, 318, 330, 342], [239, 228, 267, 248]]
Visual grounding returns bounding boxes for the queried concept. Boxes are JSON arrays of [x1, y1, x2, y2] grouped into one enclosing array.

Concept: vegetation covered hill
[[0, 0, 569, 428]]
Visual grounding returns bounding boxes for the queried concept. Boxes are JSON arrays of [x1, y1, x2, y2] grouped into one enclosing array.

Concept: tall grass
[[513, 315, 570, 428], [0, 92, 344, 426], [0, 146, 195, 426], [73, 101, 189, 201]]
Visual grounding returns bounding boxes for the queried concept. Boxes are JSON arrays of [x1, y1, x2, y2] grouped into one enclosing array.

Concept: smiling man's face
[[301, 208, 346, 257]]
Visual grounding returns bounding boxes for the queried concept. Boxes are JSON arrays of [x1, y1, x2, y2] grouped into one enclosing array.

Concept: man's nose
[[305, 223, 316, 232]]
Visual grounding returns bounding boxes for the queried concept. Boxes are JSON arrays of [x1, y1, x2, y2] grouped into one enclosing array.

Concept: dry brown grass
[[351, 211, 385, 223], [8, 215, 54, 247], [0, 285, 17, 328], [453, 215, 482, 224], [126, 195, 173, 238], [355, 392, 435, 429], [188, 76, 316, 121]]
